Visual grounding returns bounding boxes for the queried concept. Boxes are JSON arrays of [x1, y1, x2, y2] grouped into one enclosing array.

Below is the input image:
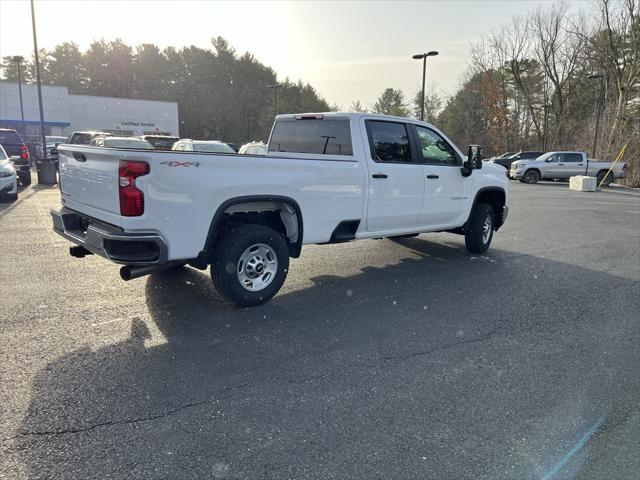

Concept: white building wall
[[67, 94, 179, 136], [0, 81, 179, 138], [0, 82, 71, 126]]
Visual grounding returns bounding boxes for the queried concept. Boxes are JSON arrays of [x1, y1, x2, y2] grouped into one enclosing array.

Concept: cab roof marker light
[[294, 114, 324, 120]]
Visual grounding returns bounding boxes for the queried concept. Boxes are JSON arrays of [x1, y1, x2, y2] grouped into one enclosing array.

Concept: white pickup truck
[[51, 113, 509, 306], [509, 151, 627, 185]]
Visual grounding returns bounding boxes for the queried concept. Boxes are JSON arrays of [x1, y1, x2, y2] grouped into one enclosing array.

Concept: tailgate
[[58, 145, 123, 226]]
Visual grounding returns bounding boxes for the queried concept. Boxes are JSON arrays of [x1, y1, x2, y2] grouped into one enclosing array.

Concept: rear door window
[[563, 153, 582, 162], [366, 121, 412, 163], [270, 119, 353, 156]]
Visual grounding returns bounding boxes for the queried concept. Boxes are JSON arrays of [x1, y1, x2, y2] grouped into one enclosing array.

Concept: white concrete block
[[569, 176, 597, 192]]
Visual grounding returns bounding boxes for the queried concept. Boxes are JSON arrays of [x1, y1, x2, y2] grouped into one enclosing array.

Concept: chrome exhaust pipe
[[120, 261, 184, 281]]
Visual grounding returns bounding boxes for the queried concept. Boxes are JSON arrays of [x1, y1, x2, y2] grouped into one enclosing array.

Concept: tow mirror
[[467, 145, 483, 169]]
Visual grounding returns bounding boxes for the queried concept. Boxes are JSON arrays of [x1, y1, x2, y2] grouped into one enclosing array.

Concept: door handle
[[372, 173, 388, 179], [558, 163, 564, 166], [577, 163, 584, 166], [426, 174, 439, 179]]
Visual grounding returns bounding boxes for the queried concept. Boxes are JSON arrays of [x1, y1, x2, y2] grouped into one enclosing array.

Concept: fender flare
[[200, 195, 304, 259], [464, 187, 507, 229]]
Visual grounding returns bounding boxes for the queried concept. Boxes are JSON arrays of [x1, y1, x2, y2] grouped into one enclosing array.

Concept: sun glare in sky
[[0, 0, 582, 107]]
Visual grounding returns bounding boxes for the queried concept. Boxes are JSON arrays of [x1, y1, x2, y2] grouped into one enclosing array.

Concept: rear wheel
[[596, 170, 613, 186], [465, 203, 494, 254], [522, 169, 540, 184], [212, 224, 289, 307]]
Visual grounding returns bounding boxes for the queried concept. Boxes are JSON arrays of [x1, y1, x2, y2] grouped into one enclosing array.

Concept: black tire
[[19, 171, 32, 186], [211, 224, 289, 307], [596, 170, 613, 186], [523, 169, 540, 184], [465, 203, 495, 254]]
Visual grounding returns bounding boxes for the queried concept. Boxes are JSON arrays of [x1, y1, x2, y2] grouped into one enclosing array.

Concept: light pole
[[542, 103, 552, 152], [11, 56, 25, 133], [30, 0, 47, 163], [585, 73, 604, 165], [412, 51, 438, 121], [268, 83, 281, 118]]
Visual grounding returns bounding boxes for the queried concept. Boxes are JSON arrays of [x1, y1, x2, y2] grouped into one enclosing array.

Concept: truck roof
[[274, 111, 437, 127]]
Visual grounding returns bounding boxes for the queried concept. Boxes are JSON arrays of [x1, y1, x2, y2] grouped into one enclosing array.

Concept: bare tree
[[572, 0, 639, 153], [530, 2, 585, 147]]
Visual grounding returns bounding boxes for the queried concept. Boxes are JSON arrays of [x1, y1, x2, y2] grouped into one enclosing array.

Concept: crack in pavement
[[8, 327, 503, 440], [362, 325, 504, 369]]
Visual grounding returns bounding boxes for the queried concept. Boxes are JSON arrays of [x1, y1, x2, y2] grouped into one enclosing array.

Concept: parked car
[[0, 144, 18, 201], [171, 139, 236, 153], [52, 112, 509, 307], [68, 131, 113, 145], [35, 135, 68, 161], [492, 151, 543, 170], [510, 151, 627, 185], [487, 151, 517, 162], [139, 135, 179, 151], [238, 141, 267, 155], [90, 136, 155, 149], [0, 128, 31, 186]]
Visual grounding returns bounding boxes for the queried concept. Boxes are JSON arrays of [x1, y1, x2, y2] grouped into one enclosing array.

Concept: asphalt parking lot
[[1, 181, 639, 479]]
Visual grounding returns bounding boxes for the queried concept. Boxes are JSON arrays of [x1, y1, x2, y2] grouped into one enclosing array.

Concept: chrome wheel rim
[[237, 243, 278, 292], [482, 215, 492, 244]]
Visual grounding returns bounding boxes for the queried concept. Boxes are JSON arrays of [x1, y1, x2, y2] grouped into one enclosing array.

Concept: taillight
[[119, 160, 150, 216], [21, 144, 29, 160]]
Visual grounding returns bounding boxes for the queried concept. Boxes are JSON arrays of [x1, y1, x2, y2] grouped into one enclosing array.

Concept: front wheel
[[522, 169, 540, 184], [212, 224, 290, 307], [465, 203, 494, 254]]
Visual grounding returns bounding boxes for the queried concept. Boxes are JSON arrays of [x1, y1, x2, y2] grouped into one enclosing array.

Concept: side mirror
[[545, 158, 552, 163], [467, 145, 483, 169]]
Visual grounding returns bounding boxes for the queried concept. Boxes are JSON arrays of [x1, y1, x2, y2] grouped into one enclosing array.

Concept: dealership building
[[0, 81, 179, 143]]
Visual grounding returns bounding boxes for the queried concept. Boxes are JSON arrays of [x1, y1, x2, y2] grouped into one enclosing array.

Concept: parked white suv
[[52, 113, 509, 306], [172, 139, 236, 154]]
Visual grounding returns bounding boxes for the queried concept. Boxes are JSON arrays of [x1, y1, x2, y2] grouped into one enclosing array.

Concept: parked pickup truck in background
[[510, 151, 627, 185], [51, 112, 509, 306]]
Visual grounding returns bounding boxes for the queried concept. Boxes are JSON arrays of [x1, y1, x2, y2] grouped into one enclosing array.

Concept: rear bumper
[[51, 207, 168, 265]]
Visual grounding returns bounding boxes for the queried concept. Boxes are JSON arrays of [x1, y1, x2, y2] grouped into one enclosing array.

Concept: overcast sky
[[0, 0, 585, 108]]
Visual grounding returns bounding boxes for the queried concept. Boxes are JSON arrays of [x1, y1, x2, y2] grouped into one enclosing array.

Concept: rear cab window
[[269, 118, 353, 156]]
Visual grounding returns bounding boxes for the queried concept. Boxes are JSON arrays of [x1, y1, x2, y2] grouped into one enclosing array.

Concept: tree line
[[1, 36, 333, 145], [355, 1, 638, 185], [1, 1, 637, 184]]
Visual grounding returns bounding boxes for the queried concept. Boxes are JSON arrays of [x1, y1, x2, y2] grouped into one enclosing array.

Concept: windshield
[[535, 152, 554, 161]]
